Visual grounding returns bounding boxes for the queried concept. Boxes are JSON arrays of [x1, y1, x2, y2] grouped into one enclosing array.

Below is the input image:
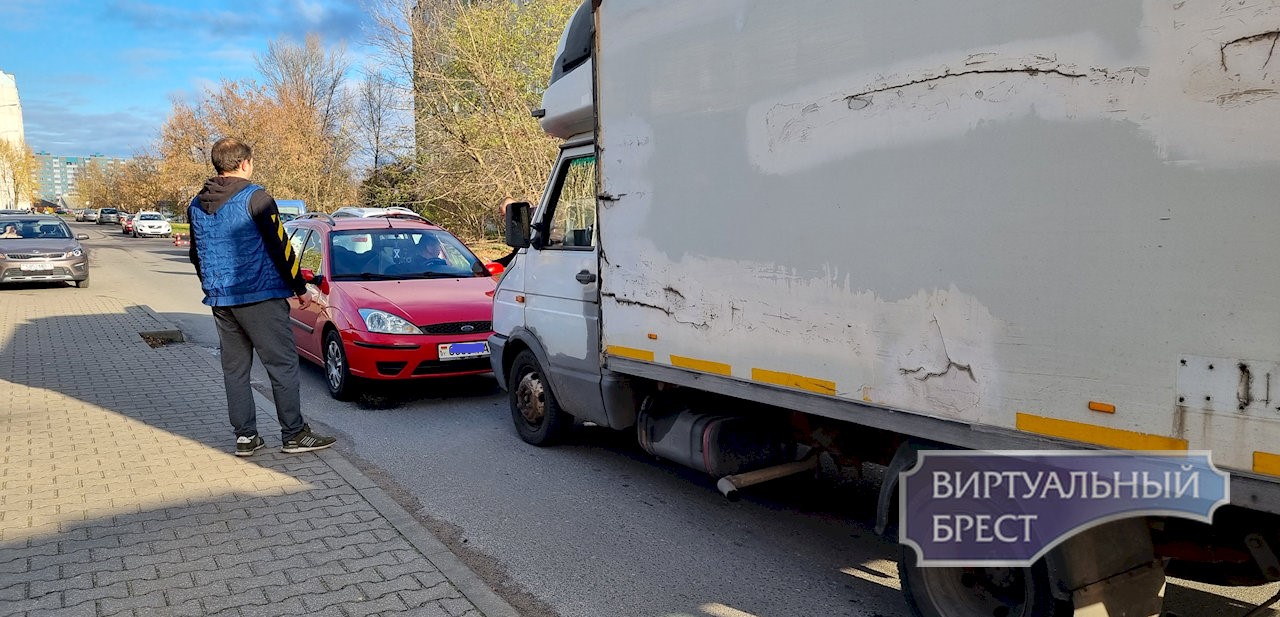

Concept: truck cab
[[489, 1, 632, 442]]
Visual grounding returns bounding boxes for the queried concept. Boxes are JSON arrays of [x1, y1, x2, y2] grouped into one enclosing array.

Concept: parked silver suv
[[95, 207, 120, 225]]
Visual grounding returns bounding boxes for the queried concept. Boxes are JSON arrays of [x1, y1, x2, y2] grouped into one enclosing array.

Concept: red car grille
[[418, 321, 492, 335]]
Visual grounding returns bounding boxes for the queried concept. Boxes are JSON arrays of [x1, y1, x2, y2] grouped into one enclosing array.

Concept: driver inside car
[[412, 235, 445, 268], [372, 234, 445, 275]]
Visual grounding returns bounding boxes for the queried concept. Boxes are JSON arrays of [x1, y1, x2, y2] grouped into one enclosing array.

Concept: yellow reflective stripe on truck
[[1255, 452, 1280, 478], [608, 349, 833, 394], [605, 346, 655, 362], [751, 368, 836, 396], [1016, 413, 1188, 451], [670, 355, 732, 376]]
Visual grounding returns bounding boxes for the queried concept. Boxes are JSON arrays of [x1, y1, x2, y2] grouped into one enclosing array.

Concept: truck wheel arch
[[875, 439, 956, 538], [500, 328, 557, 390]]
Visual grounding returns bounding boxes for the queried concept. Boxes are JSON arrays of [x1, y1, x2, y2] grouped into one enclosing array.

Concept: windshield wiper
[[401, 271, 459, 279]]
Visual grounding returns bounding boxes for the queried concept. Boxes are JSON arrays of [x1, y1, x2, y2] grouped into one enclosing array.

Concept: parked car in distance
[[282, 215, 504, 399], [276, 199, 306, 223], [95, 207, 119, 225], [330, 206, 426, 220], [120, 213, 135, 235], [0, 215, 91, 288], [83, 209, 99, 223], [74, 209, 87, 222], [132, 211, 172, 238]]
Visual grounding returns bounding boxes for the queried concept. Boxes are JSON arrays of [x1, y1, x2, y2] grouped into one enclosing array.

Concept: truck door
[[523, 144, 607, 423]]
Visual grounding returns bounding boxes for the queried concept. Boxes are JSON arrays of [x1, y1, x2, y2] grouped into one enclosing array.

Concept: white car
[[132, 211, 172, 238], [330, 206, 427, 221]]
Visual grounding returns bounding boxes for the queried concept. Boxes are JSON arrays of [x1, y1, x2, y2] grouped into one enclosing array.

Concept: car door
[[288, 228, 325, 361], [521, 143, 607, 423]]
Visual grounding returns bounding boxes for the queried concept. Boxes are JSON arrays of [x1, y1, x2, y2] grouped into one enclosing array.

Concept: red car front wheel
[[324, 330, 359, 401]]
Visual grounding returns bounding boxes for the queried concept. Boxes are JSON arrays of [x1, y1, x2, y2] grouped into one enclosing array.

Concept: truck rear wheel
[[508, 350, 573, 446], [898, 546, 1072, 617]]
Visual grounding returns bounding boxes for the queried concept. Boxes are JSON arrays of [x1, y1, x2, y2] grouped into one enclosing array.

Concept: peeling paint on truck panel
[[595, 1, 1280, 473]]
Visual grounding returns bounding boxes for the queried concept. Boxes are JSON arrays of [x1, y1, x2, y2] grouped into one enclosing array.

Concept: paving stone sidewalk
[[0, 293, 512, 617]]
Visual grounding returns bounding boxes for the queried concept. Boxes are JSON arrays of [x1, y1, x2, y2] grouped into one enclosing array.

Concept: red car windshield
[[329, 229, 486, 280]]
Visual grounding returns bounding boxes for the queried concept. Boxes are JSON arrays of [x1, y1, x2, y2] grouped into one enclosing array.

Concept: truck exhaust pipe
[[636, 396, 804, 494], [716, 455, 819, 501]]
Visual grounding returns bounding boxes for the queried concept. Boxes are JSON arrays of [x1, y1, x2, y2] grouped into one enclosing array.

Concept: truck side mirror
[[504, 201, 532, 249]]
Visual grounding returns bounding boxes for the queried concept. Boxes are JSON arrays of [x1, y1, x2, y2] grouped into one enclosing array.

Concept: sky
[[0, 0, 377, 158]]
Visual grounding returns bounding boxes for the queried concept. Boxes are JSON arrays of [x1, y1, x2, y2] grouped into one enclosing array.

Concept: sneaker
[[281, 425, 336, 453], [235, 434, 265, 457]]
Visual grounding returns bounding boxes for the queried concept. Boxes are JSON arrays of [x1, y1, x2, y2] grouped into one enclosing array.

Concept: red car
[[284, 213, 504, 399]]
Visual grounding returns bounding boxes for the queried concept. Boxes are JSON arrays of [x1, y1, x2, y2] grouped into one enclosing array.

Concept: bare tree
[[256, 34, 350, 137], [254, 34, 358, 211], [355, 66, 402, 172]]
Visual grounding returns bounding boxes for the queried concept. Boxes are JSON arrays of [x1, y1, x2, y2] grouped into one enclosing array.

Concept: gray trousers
[[212, 298, 305, 441]]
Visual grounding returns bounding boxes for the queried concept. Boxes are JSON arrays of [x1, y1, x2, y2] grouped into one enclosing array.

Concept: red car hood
[[337, 276, 495, 327]]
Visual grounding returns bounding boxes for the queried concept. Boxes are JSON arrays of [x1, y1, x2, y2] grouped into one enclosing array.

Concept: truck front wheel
[[508, 350, 573, 446], [898, 546, 1072, 617]]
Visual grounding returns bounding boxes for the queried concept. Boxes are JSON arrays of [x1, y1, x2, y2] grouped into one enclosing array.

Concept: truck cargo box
[[593, 1, 1280, 479]]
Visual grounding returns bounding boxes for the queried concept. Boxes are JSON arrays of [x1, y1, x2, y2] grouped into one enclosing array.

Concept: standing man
[[189, 137, 336, 456]]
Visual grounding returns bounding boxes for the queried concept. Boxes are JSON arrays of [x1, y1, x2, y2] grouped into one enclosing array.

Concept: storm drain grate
[[139, 330, 184, 348]]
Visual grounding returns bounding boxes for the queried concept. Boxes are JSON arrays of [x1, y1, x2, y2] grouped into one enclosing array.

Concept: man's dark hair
[[211, 138, 252, 174]]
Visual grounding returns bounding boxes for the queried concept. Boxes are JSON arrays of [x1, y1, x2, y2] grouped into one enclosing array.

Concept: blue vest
[[191, 184, 293, 307]]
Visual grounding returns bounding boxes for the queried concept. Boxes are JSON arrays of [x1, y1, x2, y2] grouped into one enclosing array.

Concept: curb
[[154, 304, 520, 617]]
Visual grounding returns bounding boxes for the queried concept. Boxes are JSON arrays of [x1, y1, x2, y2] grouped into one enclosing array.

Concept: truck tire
[[507, 349, 573, 446], [898, 546, 1072, 617]]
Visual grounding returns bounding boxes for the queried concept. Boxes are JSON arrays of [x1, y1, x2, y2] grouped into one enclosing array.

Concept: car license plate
[[438, 341, 489, 360], [19, 263, 52, 272]]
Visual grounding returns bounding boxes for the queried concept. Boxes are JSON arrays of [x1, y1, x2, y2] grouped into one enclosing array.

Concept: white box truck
[[490, 2, 1280, 615]]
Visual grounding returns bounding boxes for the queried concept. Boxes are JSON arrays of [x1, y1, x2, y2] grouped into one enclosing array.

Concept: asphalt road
[[65, 220, 1280, 617]]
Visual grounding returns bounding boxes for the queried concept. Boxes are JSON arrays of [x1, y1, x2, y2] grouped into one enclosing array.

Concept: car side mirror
[[485, 262, 505, 277], [301, 268, 328, 294], [504, 201, 532, 249], [300, 268, 323, 285], [75, 234, 89, 240]]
